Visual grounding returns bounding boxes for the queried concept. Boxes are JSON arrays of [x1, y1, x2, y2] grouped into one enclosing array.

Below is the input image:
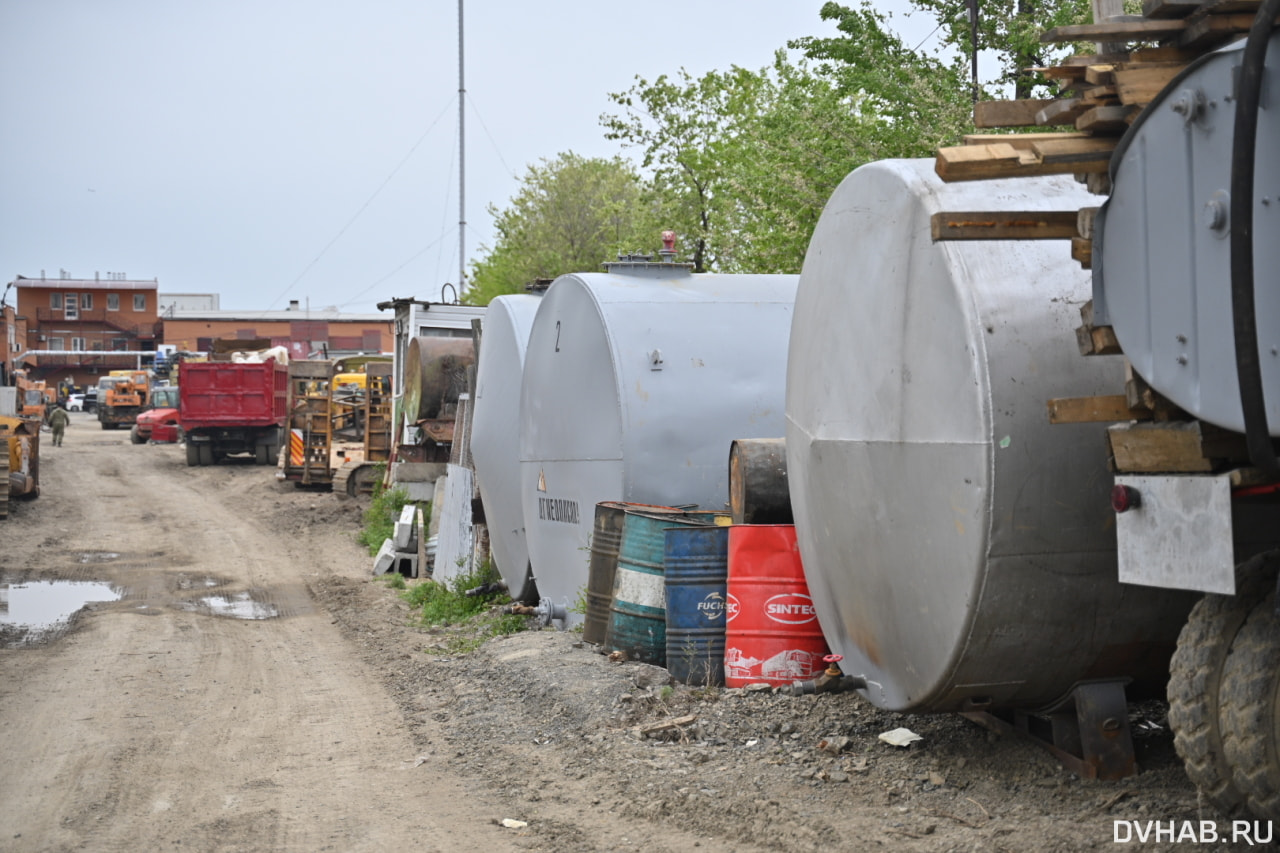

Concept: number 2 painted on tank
[[554, 320, 561, 352]]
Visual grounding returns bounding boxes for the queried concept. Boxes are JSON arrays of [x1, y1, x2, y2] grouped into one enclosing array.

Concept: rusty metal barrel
[[729, 438, 792, 525], [402, 337, 475, 422], [583, 501, 628, 646]]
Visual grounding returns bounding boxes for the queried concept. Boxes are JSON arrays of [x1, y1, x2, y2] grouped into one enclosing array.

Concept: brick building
[[10, 272, 159, 393]]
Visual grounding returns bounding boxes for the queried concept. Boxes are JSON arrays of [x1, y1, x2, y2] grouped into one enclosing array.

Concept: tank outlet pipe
[[783, 654, 868, 696], [501, 600, 568, 630]]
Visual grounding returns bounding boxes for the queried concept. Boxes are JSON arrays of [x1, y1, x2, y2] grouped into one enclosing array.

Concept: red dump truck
[[178, 359, 287, 466]]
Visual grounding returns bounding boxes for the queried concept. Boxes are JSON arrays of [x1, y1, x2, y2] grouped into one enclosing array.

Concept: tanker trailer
[[785, 159, 1198, 721], [520, 260, 798, 623], [470, 293, 544, 603], [1087, 23, 1280, 819]]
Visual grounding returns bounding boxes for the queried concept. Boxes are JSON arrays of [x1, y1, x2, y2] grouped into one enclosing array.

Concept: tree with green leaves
[[602, 5, 974, 275], [902, 0, 1093, 97], [601, 66, 770, 273], [464, 153, 659, 306]]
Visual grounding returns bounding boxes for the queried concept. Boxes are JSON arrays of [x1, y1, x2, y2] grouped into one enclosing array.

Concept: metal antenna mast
[[457, 0, 466, 297]]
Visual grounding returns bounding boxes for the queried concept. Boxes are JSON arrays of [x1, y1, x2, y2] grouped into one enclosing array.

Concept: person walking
[[47, 403, 69, 447]]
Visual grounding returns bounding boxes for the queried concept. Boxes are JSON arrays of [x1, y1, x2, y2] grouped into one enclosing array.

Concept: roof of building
[[14, 276, 158, 292], [166, 308, 388, 323]]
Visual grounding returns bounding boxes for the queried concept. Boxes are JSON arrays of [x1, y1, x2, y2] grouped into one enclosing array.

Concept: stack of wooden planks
[[932, 0, 1276, 475], [934, 0, 1271, 271]]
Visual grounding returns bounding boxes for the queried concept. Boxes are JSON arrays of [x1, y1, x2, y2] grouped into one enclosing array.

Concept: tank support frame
[[962, 678, 1137, 781]]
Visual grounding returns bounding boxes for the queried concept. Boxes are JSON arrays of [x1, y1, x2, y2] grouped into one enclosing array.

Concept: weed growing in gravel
[[381, 573, 407, 590], [400, 562, 532, 653], [357, 481, 421, 555]]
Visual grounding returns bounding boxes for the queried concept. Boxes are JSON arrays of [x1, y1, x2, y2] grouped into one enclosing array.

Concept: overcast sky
[[1, 1, 940, 316]]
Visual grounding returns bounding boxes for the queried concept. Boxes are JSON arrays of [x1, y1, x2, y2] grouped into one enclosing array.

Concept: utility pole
[[458, 0, 466, 298]]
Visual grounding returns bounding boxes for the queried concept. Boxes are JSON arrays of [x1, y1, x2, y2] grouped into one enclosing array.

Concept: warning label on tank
[[538, 497, 580, 525]]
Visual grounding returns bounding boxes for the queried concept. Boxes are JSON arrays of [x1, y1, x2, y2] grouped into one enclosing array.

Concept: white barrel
[[786, 160, 1195, 712], [520, 267, 799, 619], [471, 294, 543, 602]]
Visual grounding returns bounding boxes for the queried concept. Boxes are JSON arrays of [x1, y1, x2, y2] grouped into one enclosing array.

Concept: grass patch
[[357, 479, 422, 555], [401, 561, 532, 654]]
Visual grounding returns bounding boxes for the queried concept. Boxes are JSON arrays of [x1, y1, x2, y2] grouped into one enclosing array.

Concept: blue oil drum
[[664, 525, 731, 686], [606, 507, 711, 665]]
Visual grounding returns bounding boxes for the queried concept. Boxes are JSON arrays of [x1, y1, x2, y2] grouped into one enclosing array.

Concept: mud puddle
[[0, 578, 123, 646]]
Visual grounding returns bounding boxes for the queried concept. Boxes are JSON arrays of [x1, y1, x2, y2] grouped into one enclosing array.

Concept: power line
[[263, 97, 457, 314]]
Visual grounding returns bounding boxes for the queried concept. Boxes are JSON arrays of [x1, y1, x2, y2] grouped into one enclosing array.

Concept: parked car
[[83, 388, 98, 413], [66, 393, 86, 412]]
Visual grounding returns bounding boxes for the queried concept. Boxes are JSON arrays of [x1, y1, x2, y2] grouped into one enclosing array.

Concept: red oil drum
[[724, 525, 828, 688]]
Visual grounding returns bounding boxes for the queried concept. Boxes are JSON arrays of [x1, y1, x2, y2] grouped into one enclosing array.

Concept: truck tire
[[185, 442, 199, 467], [1219, 591, 1280, 821], [198, 444, 214, 466], [130, 426, 145, 445], [1167, 551, 1279, 816], [255, 444, 270, 465]]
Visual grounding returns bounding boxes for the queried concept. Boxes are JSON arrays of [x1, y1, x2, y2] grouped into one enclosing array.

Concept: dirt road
[[0, 413, 741, 853], [2, 412, 1274, 852]]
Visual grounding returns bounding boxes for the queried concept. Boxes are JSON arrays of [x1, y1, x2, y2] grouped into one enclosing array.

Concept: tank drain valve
[[501, 600, 568, 630], [784, 655, 868, 696]]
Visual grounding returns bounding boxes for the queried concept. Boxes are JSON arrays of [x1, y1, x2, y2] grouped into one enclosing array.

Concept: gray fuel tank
[[471, 294, 543, 603], [520, 266, 798, 618], [786, 159, 1196, 713]]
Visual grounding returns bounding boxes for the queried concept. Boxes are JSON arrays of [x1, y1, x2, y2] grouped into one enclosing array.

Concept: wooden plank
[[935, 143, 1031, 181], [1048, 395, 1147, 423], [1107, 421, 1216, 472], [963, 131, 1093, 149], [974, 99, 1057, 128], [1142, 0, 1202, 18], [1188, 0, 1262, 17], [1129, 45, 1199, 61], [1072, 236, 1094, 269], [1036, 98, 1091, 125], [931, 211, 1080, 241], [1032, 136, 1118, 166], [1078, 207, 1101, 240], [1076, 322, 1121, 354], [1041, 19, 1186, 43], [1115, 64, 1185, 104], [1076, 104, 1140, 132], [1178, 12, 1271, 49], [1085, 65, 1118, 85]]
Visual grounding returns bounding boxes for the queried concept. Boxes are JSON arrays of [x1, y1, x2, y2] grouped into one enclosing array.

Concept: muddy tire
[[198, 444, 214, 466], [1219, 590, 1280, 821], [255, 444, 270, 466], [185, 442, 199, 467], [130, 426, 145, 445], [1167, 552, 1279, 816]]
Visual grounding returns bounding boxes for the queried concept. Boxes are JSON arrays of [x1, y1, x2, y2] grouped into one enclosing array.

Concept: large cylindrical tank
[[520, 267, 799, 619], [470, 294, 543, 602], [402, 336, 475, 422], [786, 159, 1196, 713]]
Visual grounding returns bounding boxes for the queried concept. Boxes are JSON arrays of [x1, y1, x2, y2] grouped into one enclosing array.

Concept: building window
[[65, 295, 79, 320], [111, 337, 129, 351], [71, 337, 85, 351], [133, 294, 146, 311], [48, 337, 65, 351], [51, 293, 63, 310], [81, 293, 93, 310], [107, 293, 120, 311]]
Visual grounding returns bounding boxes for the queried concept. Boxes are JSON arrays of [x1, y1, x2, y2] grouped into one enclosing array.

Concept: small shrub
[[400, 561, 533, 653]]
